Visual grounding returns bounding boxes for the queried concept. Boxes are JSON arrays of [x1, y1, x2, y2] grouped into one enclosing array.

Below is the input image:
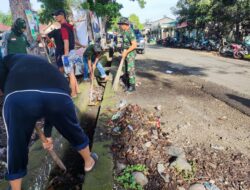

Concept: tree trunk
[[9, 0, 33, 43], [235, 22, 240, 43], [87, 11, 94, 42]]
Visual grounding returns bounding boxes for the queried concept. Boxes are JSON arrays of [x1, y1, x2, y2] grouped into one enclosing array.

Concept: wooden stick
[[112, 57, 125, 92], [35, 127, 67, 171], [41, 38, 52, 64], [88, 72, 96, 106]]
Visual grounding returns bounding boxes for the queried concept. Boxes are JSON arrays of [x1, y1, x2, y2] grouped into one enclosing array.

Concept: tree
[[173, 0, 250, 41], [129, 14, 144, 30], [38, 0, 71, 24], [0, 12, 12, 26], [81, 0, 123, 31], [131, 0, 146, 8], [9, 0, 33, 43]]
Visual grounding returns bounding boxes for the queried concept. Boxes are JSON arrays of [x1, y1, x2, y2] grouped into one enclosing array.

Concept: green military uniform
[[122, 27, 137, 86], [2, 18, 30, 56], [6, 31, 30, 54]]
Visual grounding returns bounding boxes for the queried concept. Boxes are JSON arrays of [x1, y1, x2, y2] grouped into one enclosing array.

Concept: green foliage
[[110, 17, 121, 32], [174, 0, 250, 41], [177, 160, 196, 182], [81, 0, 122, 30], [116, 164, 148, 190], [131, 0, 147, 8], [81, 0, 122, 19], [129, 14, 144, 30], [0, 12, 12, 26], [37, 0, 71, 24]]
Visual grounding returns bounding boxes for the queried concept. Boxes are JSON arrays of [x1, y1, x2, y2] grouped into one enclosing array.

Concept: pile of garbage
[[108, 104, 249, 190], [89, 85, 105, 104]]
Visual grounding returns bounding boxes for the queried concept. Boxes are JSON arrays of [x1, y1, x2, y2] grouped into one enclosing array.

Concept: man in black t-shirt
[[47, 29, 65, 68], [0, 54, 97, 190]]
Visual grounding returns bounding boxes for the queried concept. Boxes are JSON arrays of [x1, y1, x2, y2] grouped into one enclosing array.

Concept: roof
[[0, 23, 11, 32]]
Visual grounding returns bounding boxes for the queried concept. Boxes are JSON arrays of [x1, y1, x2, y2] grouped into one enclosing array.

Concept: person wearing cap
[[83, 43, 108, 81], [118, 17, 137, 92], [52, 9, 80, 98], [2, 18, 38, 56], [0, 54, 98, 190]]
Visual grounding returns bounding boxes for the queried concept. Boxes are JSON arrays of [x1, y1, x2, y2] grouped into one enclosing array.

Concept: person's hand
[[42, 137, 53, 151], [122, 50, 127, 59], [36, 34, 42, 42], [63, 56, 70, 67]]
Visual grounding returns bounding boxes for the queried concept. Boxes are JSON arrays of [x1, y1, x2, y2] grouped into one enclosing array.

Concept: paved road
[[142, 45, 250, 97]]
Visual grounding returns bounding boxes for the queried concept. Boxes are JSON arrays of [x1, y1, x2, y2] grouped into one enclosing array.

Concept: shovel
[[112, 57, 125, 92], [88, 72, 97, 106], [35, 126, 67, 172]]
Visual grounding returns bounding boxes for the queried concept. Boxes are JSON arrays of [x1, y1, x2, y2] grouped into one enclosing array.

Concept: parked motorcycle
[[191, 40, 202, 50], [237, 45, 250, 59], [219, 42, 243, 59]]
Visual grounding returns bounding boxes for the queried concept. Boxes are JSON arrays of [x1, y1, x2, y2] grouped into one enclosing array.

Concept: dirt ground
[[114, 53, 250, 189], [118, 54, 250, 157]]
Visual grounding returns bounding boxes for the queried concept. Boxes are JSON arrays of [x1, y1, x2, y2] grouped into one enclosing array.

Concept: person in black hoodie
[[0, 54, 98, 190]]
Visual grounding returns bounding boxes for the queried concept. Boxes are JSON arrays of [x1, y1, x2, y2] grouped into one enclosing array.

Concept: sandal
[[84, 152, 98, 172]]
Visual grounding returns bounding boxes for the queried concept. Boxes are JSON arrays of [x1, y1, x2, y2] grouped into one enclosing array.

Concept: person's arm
[[64, 39, 69, 56], [122, 40, 137, 59], [75, 40, 86, 48], [88, 58, 93, 79], [43, 119, 53, 150], [2, 31, 10, 56], [92, 56, 100, 76], [0, 59, 8, 93], [122, 31, 137, 59], [61, 27, 70, 56]]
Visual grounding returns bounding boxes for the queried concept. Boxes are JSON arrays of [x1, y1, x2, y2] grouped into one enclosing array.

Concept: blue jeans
[[83, 56, 106, 80]]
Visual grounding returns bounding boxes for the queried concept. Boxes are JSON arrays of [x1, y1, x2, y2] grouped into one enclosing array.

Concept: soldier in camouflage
[[118, 17, 137, 92]]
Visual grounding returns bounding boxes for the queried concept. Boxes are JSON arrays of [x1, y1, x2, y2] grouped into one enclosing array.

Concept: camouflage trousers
[[124, 51, 136, 86]]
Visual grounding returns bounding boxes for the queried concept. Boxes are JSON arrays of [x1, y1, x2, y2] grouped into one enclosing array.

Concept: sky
[[117, 0, 179, 22], [0, 0, 178, 23]]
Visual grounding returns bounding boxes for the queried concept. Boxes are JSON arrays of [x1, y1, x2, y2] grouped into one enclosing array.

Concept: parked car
[[134, 30, 145, 54]]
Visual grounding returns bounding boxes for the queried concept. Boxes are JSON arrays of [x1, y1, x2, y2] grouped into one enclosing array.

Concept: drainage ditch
[[0, 82, 106, 190]]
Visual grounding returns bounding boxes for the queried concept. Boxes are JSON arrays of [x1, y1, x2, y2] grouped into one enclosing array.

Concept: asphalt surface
[[145, 45, 250, 96], [142, 45, 250, 116]]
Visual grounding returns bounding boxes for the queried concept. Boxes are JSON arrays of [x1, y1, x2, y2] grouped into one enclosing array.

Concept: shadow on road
[[137, 59, 207, 77], [226, 94, 250, 108]]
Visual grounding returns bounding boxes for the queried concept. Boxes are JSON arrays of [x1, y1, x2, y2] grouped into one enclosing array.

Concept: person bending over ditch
[[83, 43, 108, 81], [0, 54, 98, 190]]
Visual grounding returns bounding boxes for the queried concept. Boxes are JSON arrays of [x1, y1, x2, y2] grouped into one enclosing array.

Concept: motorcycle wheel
[[233, 52, 242, 59], [219, 46, 226, 56]]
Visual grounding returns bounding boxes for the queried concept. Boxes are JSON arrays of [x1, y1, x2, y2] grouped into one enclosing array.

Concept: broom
[[112, 57, 125, 92]]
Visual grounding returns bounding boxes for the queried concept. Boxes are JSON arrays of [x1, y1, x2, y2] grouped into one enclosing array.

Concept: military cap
[[117, 17, 130, 25]]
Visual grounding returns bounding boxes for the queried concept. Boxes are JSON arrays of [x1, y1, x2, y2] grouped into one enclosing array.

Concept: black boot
[[127, 84, 136, 92]]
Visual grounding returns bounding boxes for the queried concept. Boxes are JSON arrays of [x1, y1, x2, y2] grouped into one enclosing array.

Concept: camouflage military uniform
[[122, 28, 137, 86]]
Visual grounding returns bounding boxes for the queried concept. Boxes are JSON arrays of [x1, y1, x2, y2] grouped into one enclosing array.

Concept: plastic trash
[[112, 126, 121, 134], [117, 100, 127, 109], [112, 111, 122, 120], [166, 70, 173, 74], [127, 125, 134, 131], [204, 182, 220, 190]]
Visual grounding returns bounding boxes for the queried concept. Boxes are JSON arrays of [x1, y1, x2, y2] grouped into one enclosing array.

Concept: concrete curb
[[83, 74, 116, 190]]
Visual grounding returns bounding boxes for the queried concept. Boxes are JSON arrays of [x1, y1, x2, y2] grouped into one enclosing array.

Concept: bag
[[62, 50, 84, 75]]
